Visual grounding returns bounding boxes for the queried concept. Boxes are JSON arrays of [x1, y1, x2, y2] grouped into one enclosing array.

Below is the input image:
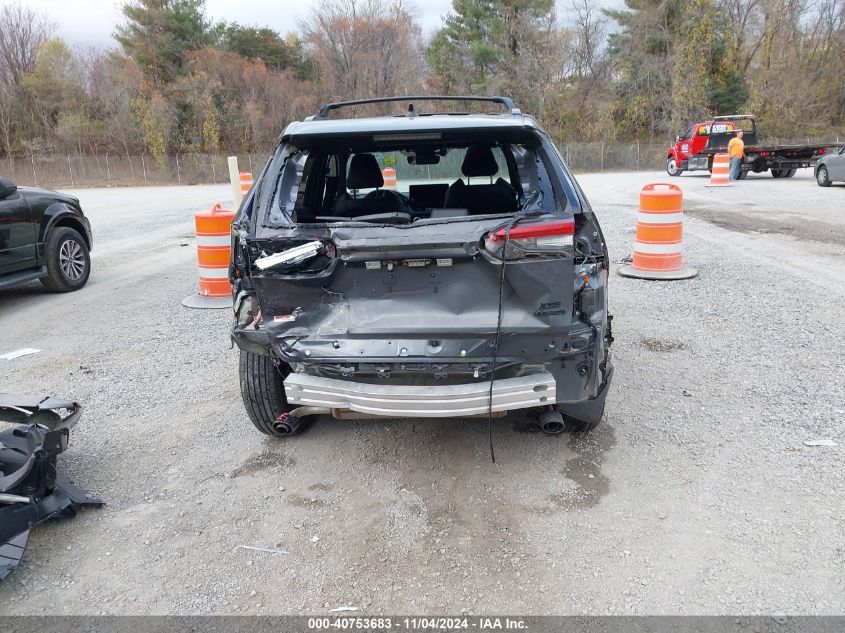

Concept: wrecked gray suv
[[230, 96, 613, 437]]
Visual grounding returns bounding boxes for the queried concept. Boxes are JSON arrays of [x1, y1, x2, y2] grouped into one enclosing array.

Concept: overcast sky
[[2, 0, 620, 49], [2, 0, 458, 48]]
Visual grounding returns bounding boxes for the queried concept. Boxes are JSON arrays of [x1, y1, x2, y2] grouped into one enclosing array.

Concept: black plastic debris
[[0, 394, 103, 581]]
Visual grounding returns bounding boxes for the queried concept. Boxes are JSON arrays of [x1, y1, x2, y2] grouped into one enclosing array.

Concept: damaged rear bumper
[[284, 372, 556, 417]]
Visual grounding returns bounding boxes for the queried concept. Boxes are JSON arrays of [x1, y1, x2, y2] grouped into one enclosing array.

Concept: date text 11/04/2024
[[307, 617, 528, 630]]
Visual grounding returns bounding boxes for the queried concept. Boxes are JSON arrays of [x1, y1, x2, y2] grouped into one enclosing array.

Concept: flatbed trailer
[[666, 115, 844, 179]]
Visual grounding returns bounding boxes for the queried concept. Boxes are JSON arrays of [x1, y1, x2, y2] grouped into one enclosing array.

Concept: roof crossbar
[[315, 96, 522, 119]]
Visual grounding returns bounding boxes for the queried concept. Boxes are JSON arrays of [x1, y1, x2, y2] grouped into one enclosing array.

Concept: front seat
[[332, 154, 407, 217], [444, 145, 518, 214]]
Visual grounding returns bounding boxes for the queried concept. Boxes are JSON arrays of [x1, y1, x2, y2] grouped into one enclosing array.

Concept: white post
[[228, 155, 241, 209]]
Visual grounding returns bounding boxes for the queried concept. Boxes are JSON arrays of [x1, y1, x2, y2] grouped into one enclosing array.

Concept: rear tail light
[[485, 219, 575, 258], [818, 148, 826, 155]]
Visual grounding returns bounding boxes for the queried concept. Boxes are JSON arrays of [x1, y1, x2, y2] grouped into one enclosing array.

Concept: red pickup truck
[[666, 115, 840, 179]]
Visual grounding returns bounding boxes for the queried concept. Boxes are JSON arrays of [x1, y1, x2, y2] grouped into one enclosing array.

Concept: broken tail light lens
[[485, 219, 575, 259]]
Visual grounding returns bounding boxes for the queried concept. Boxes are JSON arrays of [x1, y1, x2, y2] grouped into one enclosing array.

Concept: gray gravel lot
[[0, 170, 843, 615]]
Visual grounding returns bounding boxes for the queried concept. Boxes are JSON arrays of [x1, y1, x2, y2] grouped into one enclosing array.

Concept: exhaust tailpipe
[[272, 414, 299, 436], [273, 406, 332, 436], [539, 409, 565, 435]]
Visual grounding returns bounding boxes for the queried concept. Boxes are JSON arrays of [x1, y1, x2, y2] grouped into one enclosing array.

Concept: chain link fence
[[0, 143, 678, 189], [1, 152, 269, 189], [560, 142, 669, 173], [3, 135, 844, 190]]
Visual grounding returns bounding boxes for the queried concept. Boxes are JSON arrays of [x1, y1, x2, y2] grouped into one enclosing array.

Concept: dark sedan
[[0, 177, 92, 292]]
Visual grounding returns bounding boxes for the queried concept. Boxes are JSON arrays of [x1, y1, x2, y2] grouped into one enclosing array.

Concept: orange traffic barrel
[[617, 183, 697, 280], [708, 153, 731, 187], [382, 167, 397, 190], [181, 203, 235, 309], [239, 171, 253, 196]]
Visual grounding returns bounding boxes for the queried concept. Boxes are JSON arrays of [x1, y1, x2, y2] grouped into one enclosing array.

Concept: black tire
[[784, 168, 797, 178], [771, 169, 785, 178], [239, 350, 297, 436], [666, 157, 683, 177], [556, 401, 605, 433], [736, 169, 748, 180], [816, 165, 832, 187], [560, 408, 604, 433], [40, 227, 90, 292]]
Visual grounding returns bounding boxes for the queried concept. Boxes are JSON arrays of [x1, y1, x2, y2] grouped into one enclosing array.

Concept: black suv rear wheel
[[239, 350, 299, 436], [561, 410, 604, 433], [40, 226, 90, 292]]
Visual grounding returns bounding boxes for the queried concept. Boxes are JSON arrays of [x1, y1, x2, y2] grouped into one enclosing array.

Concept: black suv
[[0, 177, 92, 292], [230, 96, 613, 436]]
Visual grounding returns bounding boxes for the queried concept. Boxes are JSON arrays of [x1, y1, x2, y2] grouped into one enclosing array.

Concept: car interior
[[273, 141, 557, 225]]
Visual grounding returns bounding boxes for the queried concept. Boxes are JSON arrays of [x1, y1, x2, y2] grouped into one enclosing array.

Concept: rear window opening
[[264, 139, 563, 227]]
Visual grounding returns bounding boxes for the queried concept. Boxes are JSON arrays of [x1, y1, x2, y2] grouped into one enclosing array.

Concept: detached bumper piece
[[284, 372, 556, 418], [0, 394, 103, 581]]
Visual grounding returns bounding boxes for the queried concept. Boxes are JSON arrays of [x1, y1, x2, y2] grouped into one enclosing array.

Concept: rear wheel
[[40, 227, 90, 292], [555, 401, 606, 433], [736, 169, 748, 180], [816, 165, 832, 187], [666, 157, 683, 177], [239, 350, 298, 436], [771, 168, 786, 178], [561, 408, 604, 433]]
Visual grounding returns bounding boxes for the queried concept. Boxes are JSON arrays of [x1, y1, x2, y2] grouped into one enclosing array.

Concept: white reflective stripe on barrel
[[633, 241, 683, 254], [637, 212, 684, 224], [196, 235, 231, 247], [198, 266, 229, 279]]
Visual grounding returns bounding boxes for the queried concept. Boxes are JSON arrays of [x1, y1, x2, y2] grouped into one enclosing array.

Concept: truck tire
[[239, 350, 298, 436], [816, 165, 832, 187], [666, 157, 683, 177], [771, 169, 786, 178], [40, 226, 91, 292], [784, 168, 797, 178], [736, 169, 748, 180]]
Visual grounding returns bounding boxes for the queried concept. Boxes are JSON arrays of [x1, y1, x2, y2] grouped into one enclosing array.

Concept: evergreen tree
[[426, 0, 558, 114], [115, 0, 214, 85]]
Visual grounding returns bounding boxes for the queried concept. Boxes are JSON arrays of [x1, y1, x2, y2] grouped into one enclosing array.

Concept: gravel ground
[[0, 171, 843, 615]]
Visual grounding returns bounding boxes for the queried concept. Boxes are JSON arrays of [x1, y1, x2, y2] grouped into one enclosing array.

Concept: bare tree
[[0, 1, 56, 87], [0, 87, 16, 161], [301, 0, 425, 103], [567, 0, 607, 81]]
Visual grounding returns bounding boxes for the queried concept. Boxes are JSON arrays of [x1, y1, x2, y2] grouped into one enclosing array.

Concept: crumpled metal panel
[[0, 394, 103, 581]]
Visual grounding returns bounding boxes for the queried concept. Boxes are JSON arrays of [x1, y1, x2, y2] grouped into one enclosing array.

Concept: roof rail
[[712, 114, 755, 120], [314, 96, 522, 119]]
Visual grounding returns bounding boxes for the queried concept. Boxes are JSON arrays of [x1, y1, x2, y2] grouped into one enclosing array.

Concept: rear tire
[[239, 350, 297, 436], [784, 168, 797, 178], [40, 227, 90, 292], [556, 402, 605, 433], [736, 169, 748, 180], [816, 165, 832, 187], [771, 169, 785, 178], [562, 410, 603, 433]]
